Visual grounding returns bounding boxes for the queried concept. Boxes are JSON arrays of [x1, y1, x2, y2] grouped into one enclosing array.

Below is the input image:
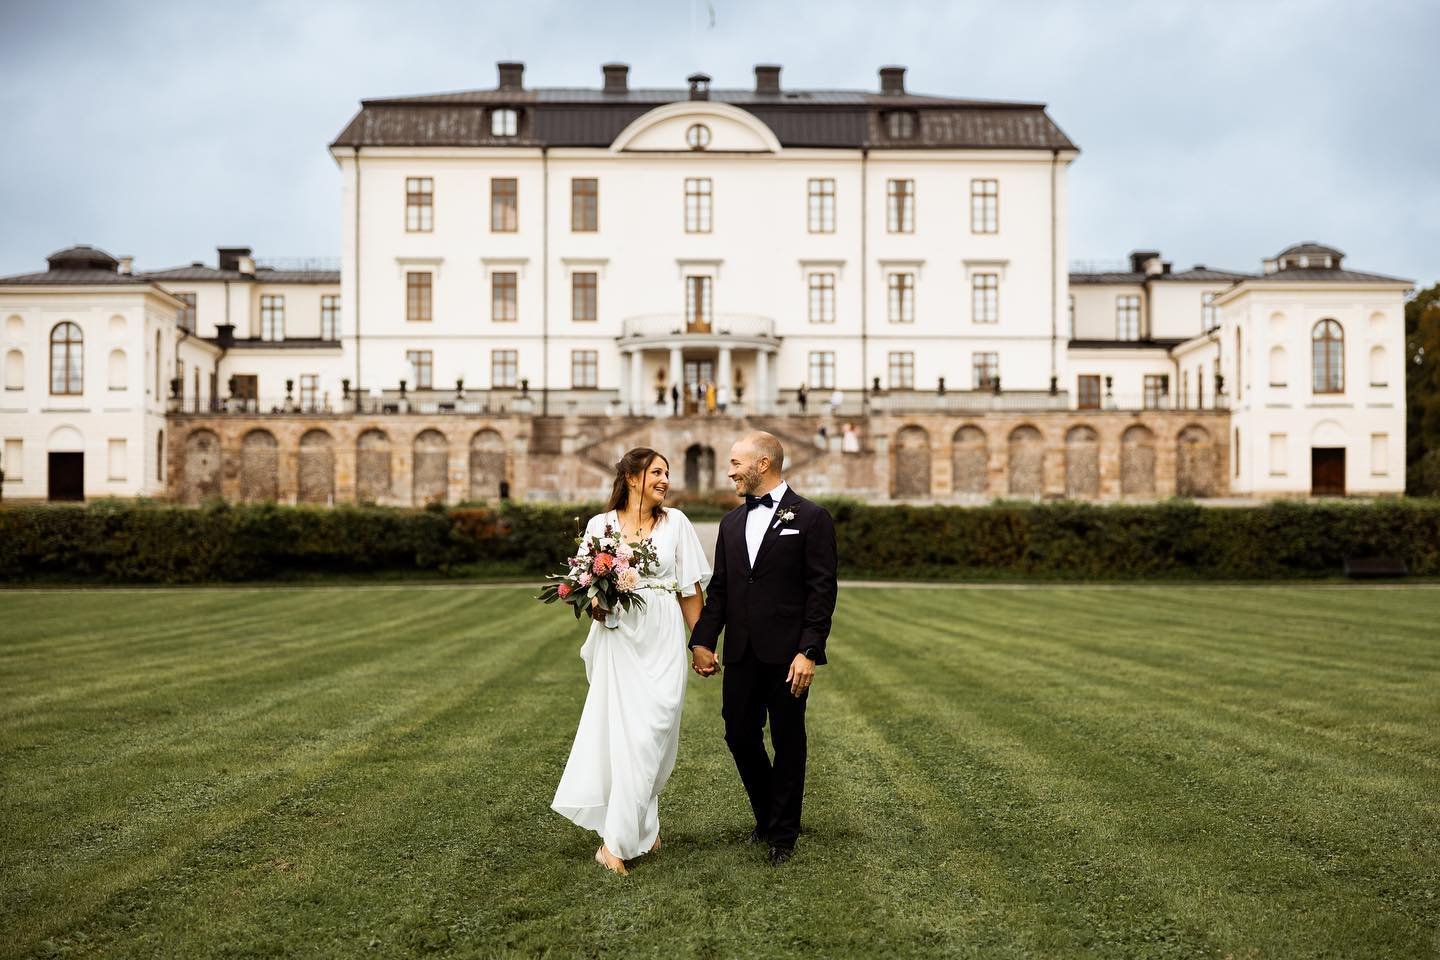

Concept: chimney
[[117, 255, 133, 276], [879, 65, 906, 96], [238, 254, 256, 277], [688, 72, 711, 101], [602, 62, 629, 94], [1128, 249, 1161, 274], [217, 246, 252, 272], [755, 64, 781, 95], [497, 61, 524, 91]]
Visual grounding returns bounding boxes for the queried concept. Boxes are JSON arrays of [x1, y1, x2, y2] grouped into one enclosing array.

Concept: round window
[[686, 123, 711, 150]]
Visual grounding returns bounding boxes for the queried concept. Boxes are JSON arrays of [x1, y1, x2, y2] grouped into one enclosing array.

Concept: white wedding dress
[[551, 507, 712, 860]]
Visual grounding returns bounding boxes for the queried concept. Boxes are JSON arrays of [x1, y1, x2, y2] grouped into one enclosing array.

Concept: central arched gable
[[610, 101, 782, 153]]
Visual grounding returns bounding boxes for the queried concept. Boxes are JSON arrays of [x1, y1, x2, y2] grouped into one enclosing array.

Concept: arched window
[[1368, 345, 1387, 387], [50, 322, 83, 395], [1312, 319, 1344, 394]]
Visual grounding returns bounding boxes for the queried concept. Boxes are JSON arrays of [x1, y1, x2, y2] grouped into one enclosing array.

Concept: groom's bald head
[[727, 431, 784, 496], [741, 431, 785, 477]]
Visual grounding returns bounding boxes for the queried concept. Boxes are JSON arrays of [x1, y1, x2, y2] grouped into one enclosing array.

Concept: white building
[[0, 62, 1412, 500]]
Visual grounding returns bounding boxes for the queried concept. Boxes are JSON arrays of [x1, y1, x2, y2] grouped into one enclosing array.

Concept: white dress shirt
[[744, 480, 788, 566]]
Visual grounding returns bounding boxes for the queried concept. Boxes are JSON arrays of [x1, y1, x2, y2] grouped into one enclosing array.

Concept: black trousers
[[722, 646, 809, 849]]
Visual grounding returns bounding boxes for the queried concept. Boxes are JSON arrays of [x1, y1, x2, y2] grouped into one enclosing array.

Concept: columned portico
[[617, 314, 780, 416]]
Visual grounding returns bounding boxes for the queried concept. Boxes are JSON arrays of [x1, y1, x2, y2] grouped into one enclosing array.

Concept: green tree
[[1406, 282, 1440, 495]]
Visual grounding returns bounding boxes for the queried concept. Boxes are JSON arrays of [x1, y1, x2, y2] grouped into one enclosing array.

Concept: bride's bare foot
[[595, 844, 628, 875], [649, 835, 662, 853]]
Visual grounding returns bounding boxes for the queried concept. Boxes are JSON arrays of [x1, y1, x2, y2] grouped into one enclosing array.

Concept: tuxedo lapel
[[730, 507, 754, 574], [750, 486, 798, 574]]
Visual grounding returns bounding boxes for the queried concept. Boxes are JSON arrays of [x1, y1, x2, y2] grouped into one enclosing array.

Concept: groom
[[689, 431, 838, 865]]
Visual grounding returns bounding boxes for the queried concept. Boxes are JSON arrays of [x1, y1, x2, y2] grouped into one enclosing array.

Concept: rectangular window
[[972, 273, 999, 324], [684, 177, 712, 233], [685, 276, 712, 332], [2, 438, 20, 480], [492, 272, 518, 323], [1235, 428, 1241, 477], [1202, 291, 1218, 331], [572, 350, 598, 389], [491, 178, 518, 232], [174, 292, 197, 333], [887, 272, 914, 323], [1068, 294, 1075, 339], [406, 349, 433, 390], [260, 294, 285, 340], [299, 373, 318, 410], [406, 273, 432, 323], [571, 178, 598, 232], [1269, 433, 1288, 476], [886, 179, 914, 233], [491, 108, 518, 137], [1371, 433, 1389, 476], [1077, 374, 1101, 409], [1143, 374, 1168, 409], [321, 294, 341, 339], [970, 178, 998, 233], [107, 437, 127, 481], [492, 350, 518, 388], [807, 178, 835, 233], [888, 352, 914, 390], [808, 273, 835, 324], [572, 272, 597, 323], [972, 352, 999, 390], [1116, 295, 1140, 340], [405, 177, 433, 232], [808, 351, 836, 390]]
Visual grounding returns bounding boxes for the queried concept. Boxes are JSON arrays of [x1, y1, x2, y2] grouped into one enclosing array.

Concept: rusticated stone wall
[[166, 408, 1230, 505]]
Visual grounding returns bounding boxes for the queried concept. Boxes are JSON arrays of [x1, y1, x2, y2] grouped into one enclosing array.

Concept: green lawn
[[2, 585, 1438, 959]]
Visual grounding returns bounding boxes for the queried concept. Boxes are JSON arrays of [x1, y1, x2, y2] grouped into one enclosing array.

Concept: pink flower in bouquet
[[616, 543, 635, 561], [577, 572, 592, 587], [557, 582, 571, 599], [616, 567, 641, 593], [614, 555, 630, 573], [591, 553, 614, 575]]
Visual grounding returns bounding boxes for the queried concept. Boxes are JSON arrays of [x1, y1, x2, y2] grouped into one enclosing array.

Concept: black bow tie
[[745, 493, 775, 512]]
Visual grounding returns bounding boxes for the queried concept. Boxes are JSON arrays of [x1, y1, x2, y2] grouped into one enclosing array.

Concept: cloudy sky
[[2, 0, 1436, 287]]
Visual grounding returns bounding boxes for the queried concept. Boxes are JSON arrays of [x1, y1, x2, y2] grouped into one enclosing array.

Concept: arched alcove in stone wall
[[240, 429, 278, 502], [469, 429, 507, 501], [182, 429, 222, 503], [892, 425, 931, 498], [1064, 425, 1099, 498], [298, 429, 335, 505], [951, 425, 988, 496], [413, 429, 449, 505], [356, 429, 392, 503], [1120, 425, 1157, 497], [1176, 425, 1217, 498], [1007, 425, 1044, 496]]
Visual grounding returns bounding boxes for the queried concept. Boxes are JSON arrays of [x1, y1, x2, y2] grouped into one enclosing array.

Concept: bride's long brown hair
[[605, 448, 669, 526]]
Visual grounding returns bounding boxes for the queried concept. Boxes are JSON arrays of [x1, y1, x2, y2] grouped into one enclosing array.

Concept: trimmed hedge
[[1, 499, 1437, 584]]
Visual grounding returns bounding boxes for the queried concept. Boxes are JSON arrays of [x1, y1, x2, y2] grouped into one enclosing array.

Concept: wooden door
[[48, 452, 84, 501], [1311, 448, 1346, 496]]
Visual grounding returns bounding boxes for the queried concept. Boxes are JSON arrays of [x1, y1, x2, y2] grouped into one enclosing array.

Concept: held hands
[[691, 645, 720, 677], [786, 652, 816, 697]]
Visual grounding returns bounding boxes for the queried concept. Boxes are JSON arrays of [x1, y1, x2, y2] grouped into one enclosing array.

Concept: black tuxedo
[[689, 485, 838, 850]]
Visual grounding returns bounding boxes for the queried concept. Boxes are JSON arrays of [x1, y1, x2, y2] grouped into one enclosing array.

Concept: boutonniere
[[772, 508, 797, 530]]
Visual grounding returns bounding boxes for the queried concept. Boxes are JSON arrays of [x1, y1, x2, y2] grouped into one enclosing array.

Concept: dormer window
[[884, 110, 917, 139], [491, 108, 518, 137], [686, 123, 711, 150]]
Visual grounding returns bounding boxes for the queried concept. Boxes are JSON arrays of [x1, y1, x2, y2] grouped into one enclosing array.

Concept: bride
[[551, 447, 712, 875]]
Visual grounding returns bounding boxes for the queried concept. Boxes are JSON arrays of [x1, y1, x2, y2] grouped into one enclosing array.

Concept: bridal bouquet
[[537, 520, 662, 622]]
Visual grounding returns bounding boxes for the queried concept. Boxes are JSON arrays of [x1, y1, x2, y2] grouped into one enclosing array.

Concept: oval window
[[686, 123, 711, 150]]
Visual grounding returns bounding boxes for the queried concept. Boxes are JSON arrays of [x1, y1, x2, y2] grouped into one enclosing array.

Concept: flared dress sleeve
[[670, 510, 713, 597]]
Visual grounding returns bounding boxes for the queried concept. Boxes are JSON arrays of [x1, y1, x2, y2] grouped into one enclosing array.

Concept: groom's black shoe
[[768, 845, 794, 866], [747, 827, 767, 846]]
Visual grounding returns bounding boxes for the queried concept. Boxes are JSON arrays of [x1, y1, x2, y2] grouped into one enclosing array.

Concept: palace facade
[[0, 63, 1411, 503]]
